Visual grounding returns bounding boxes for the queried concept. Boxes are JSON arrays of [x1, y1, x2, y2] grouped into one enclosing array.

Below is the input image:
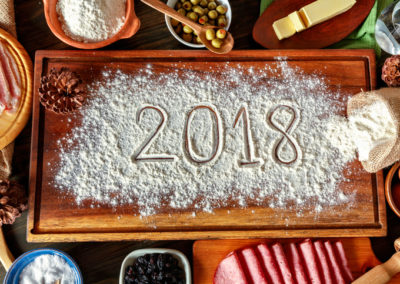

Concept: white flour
[[56, 0, 126, 43], [19, 254, 76, 284], [53, 61, 357, 216]]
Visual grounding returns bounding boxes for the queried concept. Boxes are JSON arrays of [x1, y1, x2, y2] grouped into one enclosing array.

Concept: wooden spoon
[[0, 227, 14, 271], [140, 0, 234, 54], [352, 237, 400, 283]]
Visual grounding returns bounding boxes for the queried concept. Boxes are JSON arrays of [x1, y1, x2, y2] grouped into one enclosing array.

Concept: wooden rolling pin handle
[[352, 252, 400, 284], [0, 227, 14, 271]]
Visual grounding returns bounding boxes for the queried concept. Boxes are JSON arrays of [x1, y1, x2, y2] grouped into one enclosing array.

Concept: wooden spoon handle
[[352, 252, 400, 284], [0, 227, 14, 271], [140, 0, 202, 33]]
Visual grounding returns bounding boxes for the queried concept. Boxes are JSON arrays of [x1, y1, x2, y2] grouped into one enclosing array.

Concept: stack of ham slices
[[0, 39, 21, 115], [214, 239, 353, 284]]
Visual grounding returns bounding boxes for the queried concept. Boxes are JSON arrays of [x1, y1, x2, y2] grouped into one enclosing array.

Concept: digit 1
[[233, 106, 262, 167], [185, 105, 223, 164]]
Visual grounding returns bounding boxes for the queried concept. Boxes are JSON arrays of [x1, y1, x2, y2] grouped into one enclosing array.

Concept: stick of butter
[[299, 0, 356, 28], [272, 0, 356, 40], [272, 16, 296, 40]]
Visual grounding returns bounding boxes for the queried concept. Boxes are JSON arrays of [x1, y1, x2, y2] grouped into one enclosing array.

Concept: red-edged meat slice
[[0, 42, 20, 98], [299, 239, 322, 284], [271, 243, 295, 284], [313, 240, 333, 284], [214, 251, 248, 284], [0, 56, 12, 110], [333, 241, 353, 282], [257, 243, 284, 284], [324, 241, 346, 284], [285, 243, 309, 284], [239, 247, 269, 284]]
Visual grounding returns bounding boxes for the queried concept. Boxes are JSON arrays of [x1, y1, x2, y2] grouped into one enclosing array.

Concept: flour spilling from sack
[[53, 61, 362, 216]]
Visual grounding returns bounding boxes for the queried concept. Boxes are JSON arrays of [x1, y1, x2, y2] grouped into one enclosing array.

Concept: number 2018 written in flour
[[134, 104, 301, 166]]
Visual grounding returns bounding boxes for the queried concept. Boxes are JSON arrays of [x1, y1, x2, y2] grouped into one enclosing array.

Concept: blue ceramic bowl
[[4, 248, 83, 284]]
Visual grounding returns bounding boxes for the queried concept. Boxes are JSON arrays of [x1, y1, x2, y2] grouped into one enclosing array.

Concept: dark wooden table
[[1, 0, 400, 283]]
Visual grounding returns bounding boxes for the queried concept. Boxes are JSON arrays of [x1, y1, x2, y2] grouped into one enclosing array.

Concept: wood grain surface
[[0, 27, 33, 150], [253, 0, 375, 49], [193, 238, 400, 284], [28, 49, 385, 242]]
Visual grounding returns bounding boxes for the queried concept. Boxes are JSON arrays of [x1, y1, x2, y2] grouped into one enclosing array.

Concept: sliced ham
[[214, 251, 248, 284], [239, 247, 269, 284], [271, 242, 295, 284], [257, 243, 284, 284], [285, 242, 309, 284], [313, 240, 334, 284], [299, 239, 322, 284], [333, 241, 353, 282], [324, 241, 346, 284]]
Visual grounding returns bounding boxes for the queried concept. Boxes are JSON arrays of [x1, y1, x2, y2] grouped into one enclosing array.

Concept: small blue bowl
[[4, 248, 83, 284]]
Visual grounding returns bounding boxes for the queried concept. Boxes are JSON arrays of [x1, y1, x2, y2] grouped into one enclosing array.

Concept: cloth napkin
[[0, 0, 16, 180], [259, 0, 394, 57]]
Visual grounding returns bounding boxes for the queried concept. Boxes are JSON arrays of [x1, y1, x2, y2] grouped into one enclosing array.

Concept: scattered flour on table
[[19, 254, 76, 284], [53, 61, 359, 216], [56, 0, 126, 43]]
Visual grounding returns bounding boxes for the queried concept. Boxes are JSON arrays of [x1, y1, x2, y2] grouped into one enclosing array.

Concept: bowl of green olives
[[165, 0, 231, 48]]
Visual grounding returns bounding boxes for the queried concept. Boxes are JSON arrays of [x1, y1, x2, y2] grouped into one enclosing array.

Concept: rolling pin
[[353, 238, 400, 284], [0, 227, 14, 271]]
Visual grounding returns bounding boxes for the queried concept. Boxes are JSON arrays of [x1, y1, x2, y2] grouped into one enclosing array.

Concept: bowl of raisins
[[119, 248, 191, 284], [165, 0, 231, 48]]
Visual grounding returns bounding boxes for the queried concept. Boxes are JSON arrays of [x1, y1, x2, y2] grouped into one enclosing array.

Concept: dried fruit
[[0, 180, 27, 226], [382, 55, 400, 87]]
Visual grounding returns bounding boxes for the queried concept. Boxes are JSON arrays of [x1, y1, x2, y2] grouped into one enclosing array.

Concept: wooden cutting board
[[253, 0, 375, 49], [28, 50, 385, 242], [193, 238, 400, 284], [0, 27, 33, 149]]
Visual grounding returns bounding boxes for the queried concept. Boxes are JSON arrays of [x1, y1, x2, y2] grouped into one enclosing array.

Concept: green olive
[[182, 1, 192, 10], [211, 38, 223, 48], [205, 28, 216, 41], [199, 0, 208, 7], [180, 0, 185, 3], [216, 5, 227, 14], [216, 29, 226, 39], [198, 15, 208, 25], [208, 19, 216, 26], [207, 1, 217, 10], [208, 10, 218, 19], [175, 2, 182, 9], [174, 23, 183, 34], [192, 6, 204, 16], [190, 0, 201, 4], [217, 16, 227, 28], [187, 11, 199, 21], [195, 36, 203, 44], [171, 18, 180, 27], [203, 8, 209, 14], [182, 33, 193, 42], [183, 25, 193, 33], [177, 8, 186, 16]]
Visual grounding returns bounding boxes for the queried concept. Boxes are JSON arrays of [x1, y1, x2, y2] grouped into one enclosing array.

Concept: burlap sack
[[0, 0, 16, 179], [347, 88, 400, 173]]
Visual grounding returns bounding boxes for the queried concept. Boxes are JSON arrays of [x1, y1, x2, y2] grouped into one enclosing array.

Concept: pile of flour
[[19, 254, 76, 284], [56, 0, 126, 43], [53, 61, 358, 216]]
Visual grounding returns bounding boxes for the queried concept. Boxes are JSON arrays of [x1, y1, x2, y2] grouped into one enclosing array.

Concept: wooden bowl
[[0, 28, 32, 150], [43, 0, 140, 49], [385, 162, 400, 218]]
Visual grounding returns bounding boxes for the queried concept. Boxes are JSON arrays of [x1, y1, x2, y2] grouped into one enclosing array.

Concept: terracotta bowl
[[43, 0, 140, 49], [385, 162, 400, 218]]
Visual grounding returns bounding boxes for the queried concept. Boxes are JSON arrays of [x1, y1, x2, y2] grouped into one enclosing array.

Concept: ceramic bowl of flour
[[4, 248, 82, 284], [43, 0, 141, 49], [165, 0, 232, 48]]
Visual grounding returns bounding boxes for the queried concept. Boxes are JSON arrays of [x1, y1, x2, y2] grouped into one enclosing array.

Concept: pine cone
[[39, 68, 85, 114], [0, 180, 27, 226], [382, 55, 400, 87]]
